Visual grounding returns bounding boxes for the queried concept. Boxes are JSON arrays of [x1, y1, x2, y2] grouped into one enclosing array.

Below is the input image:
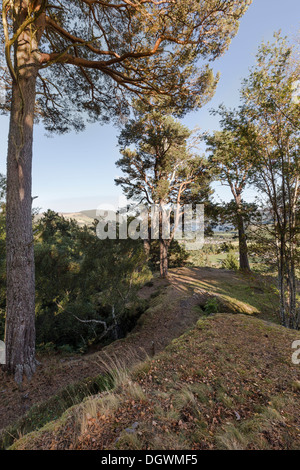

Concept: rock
[[125, 422, 139, 433], [125, 428, 135, 434]]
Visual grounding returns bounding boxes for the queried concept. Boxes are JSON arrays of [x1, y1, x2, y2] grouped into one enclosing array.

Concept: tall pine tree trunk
[[158, 203, 169, 278], [159, 239, 169, 278], [5, 71, 37, 384], [4, 4, 43, 383], [143, 226, 151, 260]]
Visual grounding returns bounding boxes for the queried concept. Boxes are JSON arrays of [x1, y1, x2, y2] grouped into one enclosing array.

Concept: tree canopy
[[115, 107, 211, 276], [241, 33, 300, 327], [1, 0, 252, 130], [1, 0, 252, 381], [204, 107, 257, 271]]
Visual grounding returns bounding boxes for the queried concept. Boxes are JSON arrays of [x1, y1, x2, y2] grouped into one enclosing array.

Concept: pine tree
[[205, 107, 257, 272], [0, 0, 252, 381], [116, 108, 211, 277]]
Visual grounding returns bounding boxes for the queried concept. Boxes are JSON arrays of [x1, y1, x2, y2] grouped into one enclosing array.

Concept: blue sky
[[0, 0, 299, 212]]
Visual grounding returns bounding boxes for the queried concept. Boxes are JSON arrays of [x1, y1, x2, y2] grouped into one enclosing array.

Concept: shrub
[[204, 297, 219, 315], [219, 241, 235, 253], [33, 211, 151, 351], [221, 252, 239, 271]]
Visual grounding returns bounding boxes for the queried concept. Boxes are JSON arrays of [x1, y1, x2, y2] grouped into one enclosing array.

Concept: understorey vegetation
[[0, 207, 190, 353]]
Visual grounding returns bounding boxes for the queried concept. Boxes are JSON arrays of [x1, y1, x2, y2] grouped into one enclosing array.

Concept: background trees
[[115, 108, 211, 277], [202, 34, 299, 330], [0, 208, 150, 352], [34, 211, 150, 351], [205, 107, 256, 272], [241, 34, 300, 328], [0, 0, 252, 381]]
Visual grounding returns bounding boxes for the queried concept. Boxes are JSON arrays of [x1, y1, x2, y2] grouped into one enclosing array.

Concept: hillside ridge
[[1, 267, 299, 450]]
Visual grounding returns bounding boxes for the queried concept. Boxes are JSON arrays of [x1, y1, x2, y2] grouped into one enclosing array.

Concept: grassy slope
[[10, 269, 300, 451]]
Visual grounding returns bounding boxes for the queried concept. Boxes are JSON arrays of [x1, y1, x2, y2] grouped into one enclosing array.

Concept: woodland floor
[[1, 267, 299, 450], [0, 267, 214, 432]]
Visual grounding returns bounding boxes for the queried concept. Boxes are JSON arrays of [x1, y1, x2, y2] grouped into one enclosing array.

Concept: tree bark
[[143, 238, 151, 259], [4, 4, 42, 383], [237, 212, 251, 272], [278, 237, 286, 328], [234, 193, 251, 272], [158, 203, 169, 278], [159, 239, 169, 278], [143, 226, 151, 260]]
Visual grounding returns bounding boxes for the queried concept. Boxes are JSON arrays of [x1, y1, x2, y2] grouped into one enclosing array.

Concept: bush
[[204, 297, 219, 315], [221, 252, 239, 271], [219, 241, 235, 253], [203, 243, 218, 255], [33, 211, 151, 352]]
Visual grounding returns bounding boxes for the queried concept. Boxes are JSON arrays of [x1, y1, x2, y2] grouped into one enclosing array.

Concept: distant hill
[[79, 209, 97, 219], [36, 209, 97, 227], [59, 210, 97, 226]]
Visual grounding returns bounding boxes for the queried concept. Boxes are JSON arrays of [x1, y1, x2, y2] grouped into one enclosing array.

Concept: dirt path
[[0, 267, 274, 433]]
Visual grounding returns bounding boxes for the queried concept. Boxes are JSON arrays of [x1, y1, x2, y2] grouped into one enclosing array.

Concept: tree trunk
[[143, 226, 151, 260], [158, 203, 169, 278], [143, 238, 151, 258], [237, 212, 251, 272], [4, 6, 42, 383], [234, 193, 250, 272], [287, 262, 296, 329], [278, 234, 286, 327], [159, 239, 169, 278]]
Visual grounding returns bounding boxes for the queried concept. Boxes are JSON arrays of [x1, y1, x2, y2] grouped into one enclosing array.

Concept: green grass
[[177, 267, 279, 322]]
